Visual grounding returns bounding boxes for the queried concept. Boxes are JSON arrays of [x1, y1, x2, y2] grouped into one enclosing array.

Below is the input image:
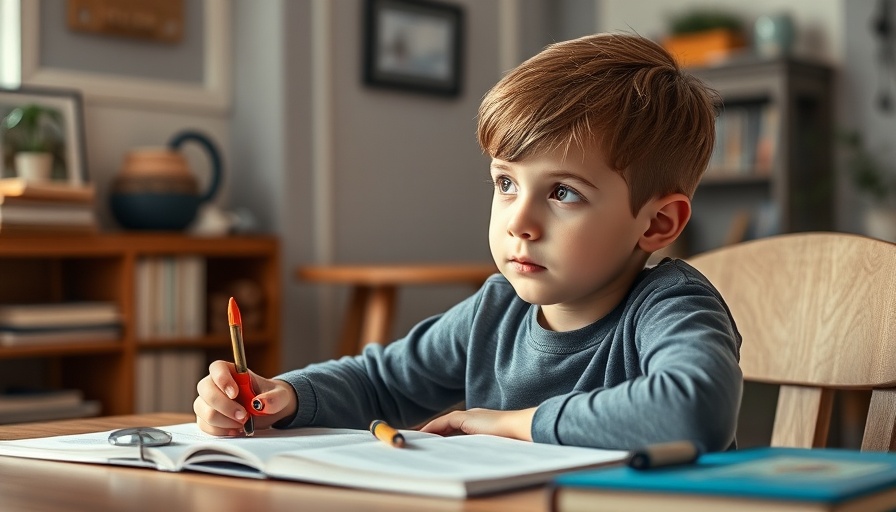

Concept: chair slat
[[862, 389, 896, 452], [771, 386, 832, 448]]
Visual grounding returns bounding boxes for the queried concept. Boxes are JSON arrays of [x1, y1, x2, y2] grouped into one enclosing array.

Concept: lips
[[509, 257, 546, 273]]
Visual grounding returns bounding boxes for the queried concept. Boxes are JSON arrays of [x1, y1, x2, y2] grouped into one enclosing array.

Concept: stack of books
[[0, 178, 98, 235], [0, 301, 121, 347], [0, 387, 101, 424]]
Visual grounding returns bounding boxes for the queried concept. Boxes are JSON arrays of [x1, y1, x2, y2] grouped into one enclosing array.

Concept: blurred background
[[1, 0, 892, 383]]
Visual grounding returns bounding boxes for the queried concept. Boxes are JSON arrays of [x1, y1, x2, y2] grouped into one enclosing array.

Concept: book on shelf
[[0, 179, 98, 234], [135, 350, 205, 414], [0, 388, 101, 424], [721, 107, 746, 172], [135, 256, 206, 340], [0, 201, 95, 222], [0, 422, 627, 498], [0, 301, 122, 347], [0, 324, 120, 347], [706, 103, 778, 179], [754, 104, 780, 175], [0, 301, 121, 328], [0, 178, 95, 202], [550, 447, 896, 512], [0, 201, 97, 230], [0, 400, 101, 424], [0, 388, 83, 412]]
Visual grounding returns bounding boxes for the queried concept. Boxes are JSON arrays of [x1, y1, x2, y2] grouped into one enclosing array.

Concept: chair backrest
[[687, 232, 896, 451]]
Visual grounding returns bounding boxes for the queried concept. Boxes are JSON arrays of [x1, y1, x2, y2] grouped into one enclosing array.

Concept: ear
[[637, 193, 691, 254]]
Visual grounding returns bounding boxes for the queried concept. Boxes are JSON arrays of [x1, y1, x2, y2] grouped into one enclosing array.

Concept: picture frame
[[363, 0, 464, 97], [0, 86, 88, 185], [3, 0, 230, 113]]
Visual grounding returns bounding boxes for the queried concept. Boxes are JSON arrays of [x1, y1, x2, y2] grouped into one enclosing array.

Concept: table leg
[[338, 286, 370, 358], [360, 286, 397, 350]]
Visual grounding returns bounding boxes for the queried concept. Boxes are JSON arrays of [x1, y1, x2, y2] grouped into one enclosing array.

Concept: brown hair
[[477, 33, 719, 215]]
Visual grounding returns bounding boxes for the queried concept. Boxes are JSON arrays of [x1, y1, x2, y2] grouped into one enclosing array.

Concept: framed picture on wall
[[363, 0, 465, 97], [0, 86, 88, 185], [7, 0, 230, 112]]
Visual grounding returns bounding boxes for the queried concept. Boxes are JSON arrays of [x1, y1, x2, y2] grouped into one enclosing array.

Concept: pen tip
[[228, 297, 241, 326]]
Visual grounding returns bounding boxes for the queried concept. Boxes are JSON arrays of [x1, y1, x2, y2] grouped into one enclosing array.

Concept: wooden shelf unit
[[688, 56, 834, 253], [0, 234, 280, 416]]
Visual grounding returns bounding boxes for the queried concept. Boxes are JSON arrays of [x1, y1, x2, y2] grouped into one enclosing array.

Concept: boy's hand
[[419, 407, 537, 441], [194, 360, 297, 436]]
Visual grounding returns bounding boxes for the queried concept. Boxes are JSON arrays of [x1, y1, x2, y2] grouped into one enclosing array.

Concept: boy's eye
[[495, 177, 517, 194], [551, 185, 582, 203]]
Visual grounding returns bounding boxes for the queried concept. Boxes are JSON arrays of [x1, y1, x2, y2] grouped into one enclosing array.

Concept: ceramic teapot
[[110, 130, 222, 230]]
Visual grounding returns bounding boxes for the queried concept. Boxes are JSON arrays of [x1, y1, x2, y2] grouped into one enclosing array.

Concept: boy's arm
[[272, 288, 484, 430], [533, 289, 742, 452]]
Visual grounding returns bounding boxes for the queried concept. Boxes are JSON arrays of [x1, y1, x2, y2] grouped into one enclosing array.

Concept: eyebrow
[[543, 171, 599, 190], [489, 163, 600, 190]]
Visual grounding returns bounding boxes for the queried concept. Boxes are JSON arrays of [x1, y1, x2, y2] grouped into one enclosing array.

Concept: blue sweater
[[276, 258, 743, 451]]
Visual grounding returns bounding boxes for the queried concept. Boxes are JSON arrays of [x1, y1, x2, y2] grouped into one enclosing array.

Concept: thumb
[[249, 385, 293, 416]]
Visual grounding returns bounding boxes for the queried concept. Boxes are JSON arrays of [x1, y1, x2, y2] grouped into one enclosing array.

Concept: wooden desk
[[297, 263, 496, 357], [0, 414, 547, 512]]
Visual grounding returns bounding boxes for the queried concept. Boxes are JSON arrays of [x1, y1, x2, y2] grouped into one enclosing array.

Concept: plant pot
[[864, 207, 896, 242], [662, 29, 746, 67], [14, 152, 53, 182]]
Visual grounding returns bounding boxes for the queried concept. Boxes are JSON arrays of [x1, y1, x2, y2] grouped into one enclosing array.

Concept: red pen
[[228, 297, 259, 436]]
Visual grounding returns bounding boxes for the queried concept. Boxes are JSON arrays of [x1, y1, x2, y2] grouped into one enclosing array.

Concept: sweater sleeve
[[273, 290, 482, 430], [531, 281, 743, 452]]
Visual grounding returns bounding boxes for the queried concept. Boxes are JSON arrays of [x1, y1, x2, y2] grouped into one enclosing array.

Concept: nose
[[506, 198, 541, 240]]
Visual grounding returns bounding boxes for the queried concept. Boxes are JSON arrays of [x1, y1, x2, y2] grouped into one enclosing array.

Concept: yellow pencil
[[369, 419, 406, 448]]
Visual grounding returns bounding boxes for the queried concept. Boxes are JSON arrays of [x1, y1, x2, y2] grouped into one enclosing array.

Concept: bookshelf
[[0, 234, 280, 416], [688, 57, 834, 253]]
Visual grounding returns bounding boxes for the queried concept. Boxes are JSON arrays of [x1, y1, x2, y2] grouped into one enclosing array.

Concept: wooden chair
[[687, 232, 896, 451]]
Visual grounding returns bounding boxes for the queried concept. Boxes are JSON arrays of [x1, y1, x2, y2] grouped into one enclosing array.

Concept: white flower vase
[[14, 152, 53, 182], [864, 207, 896, 243]]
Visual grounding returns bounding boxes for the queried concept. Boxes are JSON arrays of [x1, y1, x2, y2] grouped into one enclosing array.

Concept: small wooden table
[[296, 263, 496, 356]]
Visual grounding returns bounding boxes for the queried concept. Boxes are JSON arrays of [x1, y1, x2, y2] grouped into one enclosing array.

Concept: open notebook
[[0, 422, 626, 498]]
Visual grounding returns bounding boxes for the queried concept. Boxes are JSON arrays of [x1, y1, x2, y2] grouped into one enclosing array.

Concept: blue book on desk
[[550, 447, 896, 512]]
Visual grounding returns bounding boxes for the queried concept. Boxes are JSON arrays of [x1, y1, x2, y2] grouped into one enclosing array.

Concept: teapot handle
[[168, 130, 222, 204]]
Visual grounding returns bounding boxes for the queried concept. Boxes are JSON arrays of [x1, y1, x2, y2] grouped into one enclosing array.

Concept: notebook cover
[[553, 447, 896, 503]]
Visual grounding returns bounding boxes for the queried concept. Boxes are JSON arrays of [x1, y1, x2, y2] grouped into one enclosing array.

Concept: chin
[[505, 279, 555, 306]]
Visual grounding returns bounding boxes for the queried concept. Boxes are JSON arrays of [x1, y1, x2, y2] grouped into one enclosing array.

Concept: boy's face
[[488, 144, 652, 329]]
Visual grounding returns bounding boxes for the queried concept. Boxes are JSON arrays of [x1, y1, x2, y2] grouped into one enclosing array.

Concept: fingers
[[209, 360, 239, 399], [195, 361, 252, 435], [194, 397, 242, 437], [419, 411, 463, 436], [194, 373, 247, 433]]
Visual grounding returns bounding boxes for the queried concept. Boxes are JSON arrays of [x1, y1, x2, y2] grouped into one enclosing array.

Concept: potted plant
[[1, 104, 63, 182], [663, 8, 747, 68], [840, 130, 896, 241]]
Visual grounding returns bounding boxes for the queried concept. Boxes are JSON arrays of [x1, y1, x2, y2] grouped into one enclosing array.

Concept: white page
[[265, 433, 627, 497]]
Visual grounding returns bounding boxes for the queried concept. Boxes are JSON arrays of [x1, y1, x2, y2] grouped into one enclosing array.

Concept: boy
[[195, 33, 742, 451]]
